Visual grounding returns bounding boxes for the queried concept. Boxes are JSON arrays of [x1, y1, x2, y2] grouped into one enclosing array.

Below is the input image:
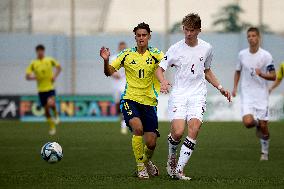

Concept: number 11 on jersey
[[139, 69, 145, 78]]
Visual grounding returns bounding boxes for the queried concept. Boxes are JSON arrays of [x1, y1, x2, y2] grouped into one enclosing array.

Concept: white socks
[[260, 138, 269, 155], [177, 137, 196, 172], [121, 120, 127, 128]]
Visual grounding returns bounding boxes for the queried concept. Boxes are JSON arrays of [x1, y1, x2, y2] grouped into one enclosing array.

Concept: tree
[[213, 4, 250, 32]]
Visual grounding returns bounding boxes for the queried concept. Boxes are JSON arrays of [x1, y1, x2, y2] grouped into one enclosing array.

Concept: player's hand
[[51, 76, 56, 82], [112, 72, 121, 79], [255, 68, 262, 76], [269, 88, 273, 94], [220, 88, 232, 102], [100, 47, 110, 61], [26, 74, 37, 81], [160, 79, 171, 94], [232, 88, 237, 97]]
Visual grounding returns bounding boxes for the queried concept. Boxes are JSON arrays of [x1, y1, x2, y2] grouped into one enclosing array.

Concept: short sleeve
[[159, 47, 175, 71], [26, 62, 34, 74], [204, 46, 213, 69], [150, 48, 164, 69], [264, 52, 275, 72], [110, 50, 128, 71], [236, 53, 242, 71], [50, 58, 60, 67]]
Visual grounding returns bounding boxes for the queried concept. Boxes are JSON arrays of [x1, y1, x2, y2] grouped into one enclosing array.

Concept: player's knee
[[188, 125, 200, 136], [243, 120, 255, 128], [47, 98, 55, 107], [44, 107, 51, 117], [171, 130, 183, 141], [129, 118, 143, 135]]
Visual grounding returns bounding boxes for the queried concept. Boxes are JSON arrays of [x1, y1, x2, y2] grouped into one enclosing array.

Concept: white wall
[[31, 0, 284, 34]]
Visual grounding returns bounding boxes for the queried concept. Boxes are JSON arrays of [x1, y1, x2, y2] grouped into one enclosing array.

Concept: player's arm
[[156, 67, 171, 94], [155, 49, 172, 94], [51, 59, 62, 82], [205, 68, 231, 102], [232, 53, 242, 97], [26, 73, 36, 80], [232, 71, 241, 97], [255, 54, 276, 81], [100, 47, 116, 76], [25, 62, 36, 81], [269, 64, 283, 93], [269, 79, 282, 93], [255, 66, 276, 81]]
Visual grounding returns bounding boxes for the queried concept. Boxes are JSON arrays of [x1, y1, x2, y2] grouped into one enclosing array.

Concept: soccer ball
[[41, 142, 63, 163]]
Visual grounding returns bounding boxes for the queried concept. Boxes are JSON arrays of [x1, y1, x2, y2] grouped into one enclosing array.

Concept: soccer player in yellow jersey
[[25, 44, 61, 135], [100, 23, 164, 179], [269, 61, 284, 93]]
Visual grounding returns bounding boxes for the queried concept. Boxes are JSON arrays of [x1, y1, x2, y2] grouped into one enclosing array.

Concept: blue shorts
[[120, 99, 159, 137], [38, 90, 56, 107]]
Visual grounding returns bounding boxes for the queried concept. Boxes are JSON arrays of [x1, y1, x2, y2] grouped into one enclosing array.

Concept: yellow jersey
[[276, 62, 284, 80], [111, 47, 164, 106], [26, 56, 60, 92]]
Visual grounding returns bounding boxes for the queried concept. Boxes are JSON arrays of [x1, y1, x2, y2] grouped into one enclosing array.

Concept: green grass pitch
[[0, 121, 284, 189]]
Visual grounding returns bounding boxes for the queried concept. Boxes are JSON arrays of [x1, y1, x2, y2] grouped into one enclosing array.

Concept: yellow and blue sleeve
[[110, 49, 130, 71]]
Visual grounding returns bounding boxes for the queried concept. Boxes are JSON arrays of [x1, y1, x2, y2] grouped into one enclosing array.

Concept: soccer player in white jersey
[[232, 27, 276, 161], [110, 42, 128, 134], [156, 13, 231, 180]]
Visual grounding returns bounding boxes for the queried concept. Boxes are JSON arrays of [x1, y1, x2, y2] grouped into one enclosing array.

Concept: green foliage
[[213, 4, 250, 32], [170, 22, 182, 34]]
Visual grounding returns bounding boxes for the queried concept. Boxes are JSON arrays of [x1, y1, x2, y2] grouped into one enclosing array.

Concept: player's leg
[[257, 108, 270, 161], [114, 90, 127, 134], [167, 97, 187, 177], [47, 91, 59, 124], [48, 96, 59, 125], [242, 105, 259, 129], [242, 114, 258, 128], [120, 99, 148, 179], [175, 118, 201, 180], [116, 101, 127, 135], [143, 132, 159, 176], [39, 92, 56, 135], [175, 96, 206, 180], [167, 119, 185, 177], [259, 120, 269, 160], [142, 105, 159, 176]]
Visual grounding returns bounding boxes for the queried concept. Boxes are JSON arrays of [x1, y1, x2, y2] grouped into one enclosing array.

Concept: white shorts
[[168, 95, 206, 122], [241, 104, 269, 121]]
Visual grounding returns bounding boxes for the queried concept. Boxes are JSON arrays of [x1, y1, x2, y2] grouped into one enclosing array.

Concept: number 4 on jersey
[[191, 64, 195, 74]]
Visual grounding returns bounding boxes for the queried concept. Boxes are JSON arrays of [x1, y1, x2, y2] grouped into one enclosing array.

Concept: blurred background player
[[25, 44, 62, 135], [232, 27, 276, 161], [156, 13, 231, 180], [100, 23, 164, 179], [109, 41, 128, 134], [269, 61, 284, 93]]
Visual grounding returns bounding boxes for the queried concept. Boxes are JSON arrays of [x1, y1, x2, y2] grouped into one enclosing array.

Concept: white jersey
[[110, 54, 126, 92], [159, 38, 213, 97], [236, 48, 274, 109]]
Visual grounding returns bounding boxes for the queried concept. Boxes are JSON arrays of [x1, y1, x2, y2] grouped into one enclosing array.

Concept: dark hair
[[35, 44, 45, 51], [247, 27, 260, 36], [133, 22, 152, 34], [182, 13, 201, 29], [119, 41, 126, 46]]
